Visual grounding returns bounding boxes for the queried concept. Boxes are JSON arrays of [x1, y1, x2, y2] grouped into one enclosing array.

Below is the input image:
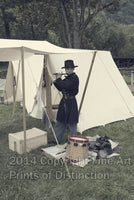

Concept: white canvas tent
[[1, 39, 134, 143]]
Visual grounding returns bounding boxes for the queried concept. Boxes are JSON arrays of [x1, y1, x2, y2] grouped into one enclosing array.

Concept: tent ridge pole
[[12, 60, 21, 117], [21, 46, 27, 153], [78, 51, 97, 115]]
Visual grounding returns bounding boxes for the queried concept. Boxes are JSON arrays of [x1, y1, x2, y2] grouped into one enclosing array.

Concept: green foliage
[[119, 24, 134, 57], [83, 11, 134, 57], [107, 0, 134, 24], [10, 1, 51, 40]]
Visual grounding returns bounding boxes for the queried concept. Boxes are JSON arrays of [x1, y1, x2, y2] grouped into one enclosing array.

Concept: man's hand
[[55, 73, 63, 79]]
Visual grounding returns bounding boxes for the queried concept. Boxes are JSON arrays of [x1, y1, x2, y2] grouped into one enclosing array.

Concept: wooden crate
[[8, 127, 47, 154]]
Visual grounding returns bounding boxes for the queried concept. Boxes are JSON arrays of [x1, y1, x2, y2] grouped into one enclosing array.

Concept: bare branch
[[81, 1, 116, 32], [79, 0, 87, 28], [73, 0, 78, 31], [60, 0, 72, 48]]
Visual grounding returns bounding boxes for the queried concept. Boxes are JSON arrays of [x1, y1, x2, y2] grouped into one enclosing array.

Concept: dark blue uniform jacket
[[53, 72, 79, 124]]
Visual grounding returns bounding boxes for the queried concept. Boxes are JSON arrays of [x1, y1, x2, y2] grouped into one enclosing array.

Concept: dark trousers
[[53, 121, 77, 144]]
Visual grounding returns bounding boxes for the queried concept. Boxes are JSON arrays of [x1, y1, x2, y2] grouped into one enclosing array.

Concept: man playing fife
[[53, 59, 79, 144]]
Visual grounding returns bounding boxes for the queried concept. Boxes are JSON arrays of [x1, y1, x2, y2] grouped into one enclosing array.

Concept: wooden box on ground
[[8, 127, 47, 154]]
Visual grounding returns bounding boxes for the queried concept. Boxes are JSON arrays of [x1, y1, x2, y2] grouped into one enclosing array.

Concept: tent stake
[[78, 51, 97, 115], [21, 47, 27, 153]]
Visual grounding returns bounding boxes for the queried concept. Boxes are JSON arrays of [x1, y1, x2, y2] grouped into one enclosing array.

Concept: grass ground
[[0, 65, 134, 199], [119, 67, 134, 85], [0, 103, 134, 200]]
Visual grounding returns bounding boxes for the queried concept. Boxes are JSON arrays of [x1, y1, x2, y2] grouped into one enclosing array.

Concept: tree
[[0, 0, 59, 42], [119, 24, 134, 57], [55, 0, 128, 48], [0, 0, 17, 38], [106, 0, 134, 25], [83, 12, 127, 57], [10, 1, 51, 40]]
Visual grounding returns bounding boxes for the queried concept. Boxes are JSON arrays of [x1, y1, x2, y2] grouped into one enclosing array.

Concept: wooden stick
[[21, 47, 27, 153], [11, 63, 16, 104], [44, 56, 53, 120], [43, 107, 59, 146], [43, 107, 72, 180], [78, 51, 97, 115], [12, 61, 21, 118]]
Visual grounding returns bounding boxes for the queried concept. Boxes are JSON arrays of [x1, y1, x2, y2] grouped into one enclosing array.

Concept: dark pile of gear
[[88, 136, 120, 159]]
